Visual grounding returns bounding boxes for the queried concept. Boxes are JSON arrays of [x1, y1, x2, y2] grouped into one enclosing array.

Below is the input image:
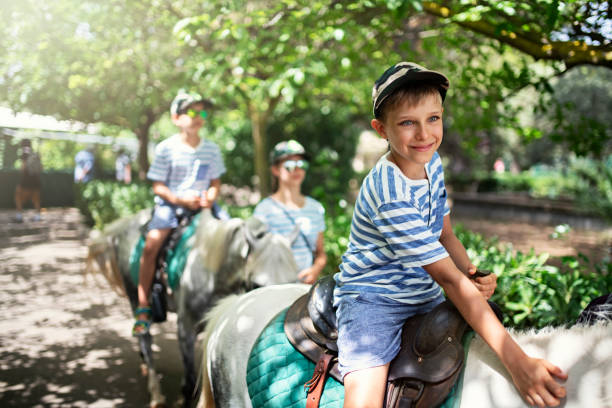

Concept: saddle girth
[[285, 273, 498, 408]]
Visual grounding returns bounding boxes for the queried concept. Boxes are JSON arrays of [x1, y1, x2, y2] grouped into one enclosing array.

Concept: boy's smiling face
[[371, 92, 443, 179]]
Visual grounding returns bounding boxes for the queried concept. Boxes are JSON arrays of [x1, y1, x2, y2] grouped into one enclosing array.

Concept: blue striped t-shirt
[[253, 197, 325, 272], [334, 151, 450, 305], [147, 134, 226, 199]]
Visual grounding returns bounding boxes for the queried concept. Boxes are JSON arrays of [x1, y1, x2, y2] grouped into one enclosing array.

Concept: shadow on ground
[[0, 208, 185, 408]]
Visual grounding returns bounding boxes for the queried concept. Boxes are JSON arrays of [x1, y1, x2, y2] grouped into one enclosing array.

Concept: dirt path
[[0, 208, 609, 408], [0, 208, 184, 408]]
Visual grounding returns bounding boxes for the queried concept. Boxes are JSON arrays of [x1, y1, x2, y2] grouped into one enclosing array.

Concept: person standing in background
[[115, 148, 132, 183], [14, 139, 43, 222], [74, 146, 95, 183]]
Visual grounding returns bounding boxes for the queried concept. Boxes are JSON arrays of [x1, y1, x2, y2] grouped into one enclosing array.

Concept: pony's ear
[[245, 216, 268, 240], [240, 239, 250, 259]]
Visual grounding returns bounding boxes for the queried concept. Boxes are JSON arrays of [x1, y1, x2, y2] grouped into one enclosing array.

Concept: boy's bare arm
[[200, 178, 221, 208], [439, 215, 472, 273], [152, 181, 200, 210], [439, 215, 497, 298], [425, 258, 567, 407]]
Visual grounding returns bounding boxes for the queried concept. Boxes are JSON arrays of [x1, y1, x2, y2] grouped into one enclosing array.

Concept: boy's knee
[[142, 245, 160, 259], [343, 365, 389, 408], [143, 233, 164, 256]]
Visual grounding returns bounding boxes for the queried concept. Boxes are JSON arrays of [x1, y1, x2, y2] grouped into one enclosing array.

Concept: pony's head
[[192, 210, 299, 292], [243, 217, 299, 288]]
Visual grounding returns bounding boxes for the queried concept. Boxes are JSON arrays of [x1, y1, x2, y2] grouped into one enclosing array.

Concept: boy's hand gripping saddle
[[284, 272, 499, 408]]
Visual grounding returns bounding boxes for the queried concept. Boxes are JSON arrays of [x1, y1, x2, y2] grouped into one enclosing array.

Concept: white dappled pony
[[86, 208, 300, 407], [198, 285, 612, 408]]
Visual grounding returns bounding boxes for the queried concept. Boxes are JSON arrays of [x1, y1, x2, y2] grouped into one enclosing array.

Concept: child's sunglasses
[[186, 108, 208, 119], [282, 159, 309, 172]]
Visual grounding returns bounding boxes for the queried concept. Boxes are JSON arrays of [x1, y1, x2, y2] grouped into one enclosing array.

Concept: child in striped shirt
[[132, 90, 225, 337], [333, 62, 567, 407]]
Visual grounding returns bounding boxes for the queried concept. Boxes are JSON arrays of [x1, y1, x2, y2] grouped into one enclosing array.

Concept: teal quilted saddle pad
[[128, 213, 200, 290], [246, 308, 472, 408]]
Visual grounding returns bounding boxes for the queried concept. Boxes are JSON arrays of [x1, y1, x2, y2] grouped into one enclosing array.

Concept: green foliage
[[539, 66, 612, 158], [4, 0, 610, 187], [476, 155, 612, 221], [394, 0, 611, 68], [565, 156, 612, 221], [75, 180, 153, 229], [174, 0, 400, 194], [380, 0, 612, 164], [1, 0, 192, 172], [37, 140, 82, 171], [455, 224, 612, 328], [215, 104, 360, 206], [320, 206, 352, 277]]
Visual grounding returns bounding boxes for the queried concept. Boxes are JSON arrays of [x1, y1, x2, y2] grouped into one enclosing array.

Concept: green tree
[[0, 0, 190, 177], [413, 1, 610, 69], [171, 0, 401, 195], [360, 0, 612, 163]]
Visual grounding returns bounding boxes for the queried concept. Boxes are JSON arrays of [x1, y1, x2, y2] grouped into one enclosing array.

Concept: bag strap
[[269, 199, 315, 254]]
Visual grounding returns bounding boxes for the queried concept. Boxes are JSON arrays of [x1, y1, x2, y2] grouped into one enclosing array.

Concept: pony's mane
[[193, 211, 245, 275], [197, 294, 241, 408], [576, 295, 612, 325]]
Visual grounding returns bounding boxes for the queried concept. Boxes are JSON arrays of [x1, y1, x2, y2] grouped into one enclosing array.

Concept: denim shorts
[[147, 202, 179, 231], [335, 291, 444, 379]]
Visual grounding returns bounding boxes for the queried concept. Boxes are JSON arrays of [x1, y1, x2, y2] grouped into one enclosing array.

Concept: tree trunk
[[135, 113, 156, 180], [246, 93, 281, 196], [251, 108, 270, 196], [135, 127, 149, 180]]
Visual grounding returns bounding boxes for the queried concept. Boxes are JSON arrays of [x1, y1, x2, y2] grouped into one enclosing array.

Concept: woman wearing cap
[[253, 140, 327, 284]]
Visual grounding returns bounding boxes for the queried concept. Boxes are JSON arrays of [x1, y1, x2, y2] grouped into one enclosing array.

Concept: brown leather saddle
[[284, 273, 501, 408]]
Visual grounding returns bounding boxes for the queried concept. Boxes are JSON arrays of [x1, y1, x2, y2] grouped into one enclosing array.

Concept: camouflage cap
[[372, 62, 450, 117], [170, 90, 210, 115], [269, 140, 310, 164]]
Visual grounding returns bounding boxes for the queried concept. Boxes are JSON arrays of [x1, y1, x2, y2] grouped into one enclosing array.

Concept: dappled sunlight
[[0, 208, 184, 407]]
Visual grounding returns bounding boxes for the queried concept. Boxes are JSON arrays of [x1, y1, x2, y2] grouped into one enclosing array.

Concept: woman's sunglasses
[[282, 159, 309, 172], [185, 109, 208, 119]]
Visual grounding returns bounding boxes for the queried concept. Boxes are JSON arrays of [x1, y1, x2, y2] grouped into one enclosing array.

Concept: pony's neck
[[461, 324, 612, 408]]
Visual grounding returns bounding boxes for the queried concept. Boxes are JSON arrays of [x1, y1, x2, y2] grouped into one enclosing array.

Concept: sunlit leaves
[[1, 0, 195, 172], [171, 0, 399, 193], [455, 224, 612, 328]]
